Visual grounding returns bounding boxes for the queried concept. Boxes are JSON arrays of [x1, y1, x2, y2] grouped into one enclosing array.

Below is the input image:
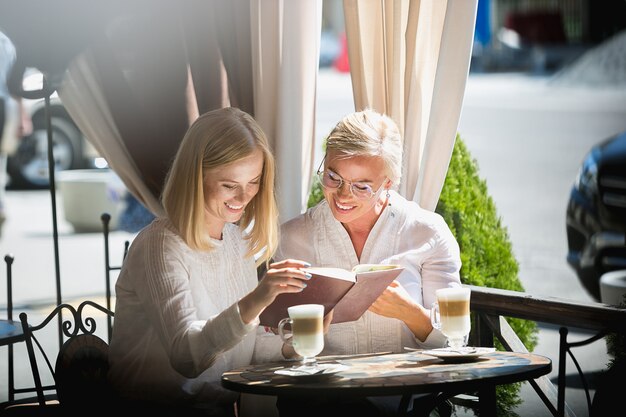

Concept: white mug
[[430, 287, 471, 349]]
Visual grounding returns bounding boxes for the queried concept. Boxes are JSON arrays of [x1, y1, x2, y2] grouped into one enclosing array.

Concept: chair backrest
[[55, 333, 112, 407], [19, 300, 115, 407]]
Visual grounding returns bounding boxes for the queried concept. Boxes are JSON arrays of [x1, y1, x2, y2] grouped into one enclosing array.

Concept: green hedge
[[436, 135, 537, 416], [308, 134, 538, 415]]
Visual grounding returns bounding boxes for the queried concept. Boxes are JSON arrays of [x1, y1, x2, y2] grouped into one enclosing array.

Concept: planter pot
[[56, 169, 125, 233], [600, 270, 626, 307]]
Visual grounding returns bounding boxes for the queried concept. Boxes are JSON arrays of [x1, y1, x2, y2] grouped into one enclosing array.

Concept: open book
[[259, 264, 404, 327]]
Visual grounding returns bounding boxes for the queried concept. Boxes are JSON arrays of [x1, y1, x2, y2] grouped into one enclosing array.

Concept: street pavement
[[2, 68, 626, 415]]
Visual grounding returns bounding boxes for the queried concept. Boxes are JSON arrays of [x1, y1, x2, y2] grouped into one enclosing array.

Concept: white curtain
[[59, 53, 164, 217], [58, 1, 322, 224], [251, 0, 323, 222], [58, 0, 475, 220], [343, 0, 478, 211]]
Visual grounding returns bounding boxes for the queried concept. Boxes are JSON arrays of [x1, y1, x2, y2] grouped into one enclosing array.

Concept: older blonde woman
[[273, 109, 461, 416], [277, 109, 461, 354], [109, 107, 310, 416]]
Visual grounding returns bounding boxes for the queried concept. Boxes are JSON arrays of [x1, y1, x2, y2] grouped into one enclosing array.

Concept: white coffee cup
[[278, 304, 324, 364], [430, 287, 471, 349]]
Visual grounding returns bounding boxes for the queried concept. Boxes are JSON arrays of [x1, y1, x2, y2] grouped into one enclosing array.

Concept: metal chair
[[100, 213, 129, 342], [1, 254, 24, 406], [18, 298, 203, 417], [17, 300, 115, 411]]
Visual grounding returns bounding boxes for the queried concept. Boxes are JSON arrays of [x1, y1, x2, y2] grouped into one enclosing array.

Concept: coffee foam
[[435, 287, 470, 302], [288, 304, 324, 319]]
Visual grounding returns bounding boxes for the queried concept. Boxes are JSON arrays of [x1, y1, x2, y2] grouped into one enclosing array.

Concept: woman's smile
[[333, 198, 356, 212], [225, 201, 244, 211]]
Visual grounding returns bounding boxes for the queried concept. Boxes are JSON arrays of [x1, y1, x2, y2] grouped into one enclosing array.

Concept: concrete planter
[[600, 270, 626, 307], [56, 169, 125, 233]]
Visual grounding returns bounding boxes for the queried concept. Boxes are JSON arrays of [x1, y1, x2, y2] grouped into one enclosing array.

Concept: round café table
[[222, 350, 552, 416], [0, 319, 23, 346]]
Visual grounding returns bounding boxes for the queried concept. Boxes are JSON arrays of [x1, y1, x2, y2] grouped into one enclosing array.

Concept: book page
[[351, 264, 399, 274], [304, 267, 356, 282]]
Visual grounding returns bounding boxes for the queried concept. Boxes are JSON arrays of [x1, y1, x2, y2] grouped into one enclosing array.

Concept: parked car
[[566, 130, 626, 301], [6, 69, 101, 189]]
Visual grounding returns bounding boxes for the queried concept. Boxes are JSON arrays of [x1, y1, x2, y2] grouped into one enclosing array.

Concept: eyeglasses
[[316, 160, 387, 200]]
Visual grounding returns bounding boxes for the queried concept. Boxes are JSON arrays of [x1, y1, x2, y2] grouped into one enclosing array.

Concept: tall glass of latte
[[278, 304, 324, 367], [430, 287, 471, 349]]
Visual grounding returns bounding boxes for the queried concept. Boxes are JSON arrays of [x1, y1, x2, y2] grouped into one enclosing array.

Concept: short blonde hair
[[325, 109, 403, 184], [161, 107, 278, 266]]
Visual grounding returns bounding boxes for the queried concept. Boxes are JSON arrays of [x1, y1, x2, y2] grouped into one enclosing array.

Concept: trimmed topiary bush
[[592, 294, 625, 414], [307, 134, 538, 416], [435, 134, 538, 416]]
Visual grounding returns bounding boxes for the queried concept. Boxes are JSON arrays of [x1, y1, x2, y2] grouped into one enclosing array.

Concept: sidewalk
[[0, 189, 133, 306]]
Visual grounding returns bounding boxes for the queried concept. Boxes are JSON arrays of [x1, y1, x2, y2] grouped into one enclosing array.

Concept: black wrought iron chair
[[16, 297, 206, 417], [14, 300, 115, 413]]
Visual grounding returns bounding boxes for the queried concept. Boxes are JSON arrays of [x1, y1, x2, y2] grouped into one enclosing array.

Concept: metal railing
[[467, 284, 626, 417]]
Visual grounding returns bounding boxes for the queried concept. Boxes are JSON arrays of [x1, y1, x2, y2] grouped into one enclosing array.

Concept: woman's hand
[[368, 281, 432, 342], [368, 280, 415, 319], [238, 259, 311, 324]]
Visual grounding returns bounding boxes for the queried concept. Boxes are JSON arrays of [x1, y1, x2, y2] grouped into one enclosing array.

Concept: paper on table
[[274, 363, 348, 377], [416, 347, 496, 361]]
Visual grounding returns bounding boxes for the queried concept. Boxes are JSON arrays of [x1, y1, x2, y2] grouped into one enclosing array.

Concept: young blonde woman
[[108, 107, 311, 416]]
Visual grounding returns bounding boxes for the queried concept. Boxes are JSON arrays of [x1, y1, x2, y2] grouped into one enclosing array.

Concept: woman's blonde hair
[[161, 107, 278, 266], [325, 109, 403, 184]]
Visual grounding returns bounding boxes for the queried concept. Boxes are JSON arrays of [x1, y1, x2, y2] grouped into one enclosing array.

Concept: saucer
[[274, 363, 348, 380], [419, 347, 496, 362], [405, 346, 496, 362]]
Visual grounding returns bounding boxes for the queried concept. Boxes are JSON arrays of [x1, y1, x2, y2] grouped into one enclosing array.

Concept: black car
[[566, 130, 626, 301]]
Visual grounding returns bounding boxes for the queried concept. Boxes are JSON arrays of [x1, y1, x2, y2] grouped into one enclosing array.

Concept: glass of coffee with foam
[[430, 286, 471, 350], [278, 304, 325, 368]]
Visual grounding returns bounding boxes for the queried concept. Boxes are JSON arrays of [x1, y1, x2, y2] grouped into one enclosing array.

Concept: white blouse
[[274, 191, 462, 354], [109, 218, 279, 411]]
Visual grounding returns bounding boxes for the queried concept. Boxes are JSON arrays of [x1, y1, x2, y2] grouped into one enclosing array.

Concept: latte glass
[[430, 287, 471, 350], [278, 304, 324, 367]]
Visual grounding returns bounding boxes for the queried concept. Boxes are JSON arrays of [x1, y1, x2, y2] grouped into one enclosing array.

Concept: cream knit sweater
[[109, 218, 280, 411]]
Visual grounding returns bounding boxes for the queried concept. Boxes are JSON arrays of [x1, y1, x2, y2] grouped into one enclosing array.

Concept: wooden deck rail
[[466, 284, 626, 417]]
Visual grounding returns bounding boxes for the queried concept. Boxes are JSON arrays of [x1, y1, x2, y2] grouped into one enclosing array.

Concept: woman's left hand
[[368, 280, 417, 320], [369, 281, 433, 342]]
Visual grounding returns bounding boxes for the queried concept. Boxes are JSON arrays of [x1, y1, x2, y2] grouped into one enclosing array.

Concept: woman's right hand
[[238, 259, 311, 324]]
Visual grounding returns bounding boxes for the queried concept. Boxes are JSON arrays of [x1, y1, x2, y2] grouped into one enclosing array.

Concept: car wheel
[[7, 116, 84, 189]]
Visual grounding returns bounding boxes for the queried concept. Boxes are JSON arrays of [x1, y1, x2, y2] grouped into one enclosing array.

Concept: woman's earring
[[386, 190, 391, 199]]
